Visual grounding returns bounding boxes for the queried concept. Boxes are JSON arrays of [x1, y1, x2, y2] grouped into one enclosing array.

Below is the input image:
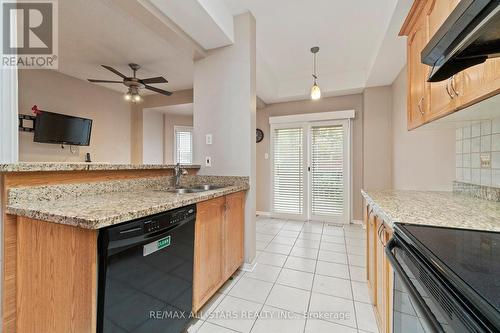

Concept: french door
[[271, 120, 350, 223]]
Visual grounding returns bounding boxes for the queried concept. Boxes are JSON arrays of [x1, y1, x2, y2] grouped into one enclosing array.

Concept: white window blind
[[174, 127, 193, 164], [273, 127, 304, 215], [311, 125, 344, 217]]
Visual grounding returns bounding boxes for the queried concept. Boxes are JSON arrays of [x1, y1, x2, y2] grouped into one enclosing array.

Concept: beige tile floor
[[185, 216, 379, 333]]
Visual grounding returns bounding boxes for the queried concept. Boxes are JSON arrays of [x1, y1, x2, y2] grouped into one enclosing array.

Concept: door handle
[[385, 239, 445, 333], [450, 75, 460, 96], [445, 81, 454, 99], [417, 97, 425, 116]]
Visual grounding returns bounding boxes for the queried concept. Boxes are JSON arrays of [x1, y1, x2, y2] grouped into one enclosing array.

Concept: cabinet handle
[[450, 75, 460, 96], [445, 81, 455, 99], [417, 97, 425, 116]]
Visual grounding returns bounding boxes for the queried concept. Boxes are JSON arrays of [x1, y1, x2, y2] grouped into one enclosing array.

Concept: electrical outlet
[[480, 153, 491, 168], [206, 134, 212, 145], [205, 156, 211, 167]]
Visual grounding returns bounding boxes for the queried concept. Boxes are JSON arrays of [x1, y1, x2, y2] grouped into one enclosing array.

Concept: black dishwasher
[[97, 205, 196, 333]]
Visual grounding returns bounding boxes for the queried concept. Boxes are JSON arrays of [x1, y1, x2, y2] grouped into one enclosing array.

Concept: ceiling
[[223, 0, 412, 103], [57, 0, 197, 95], [55, 0, 412, 104]]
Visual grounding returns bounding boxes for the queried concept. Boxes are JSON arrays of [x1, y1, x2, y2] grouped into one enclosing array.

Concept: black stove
[[387, 223, 500, 332]]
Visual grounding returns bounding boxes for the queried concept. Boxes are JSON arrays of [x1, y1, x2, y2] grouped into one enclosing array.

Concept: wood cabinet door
[[383, 225, 394, 333], [374, 217, 386, 332], [458, 58, 500, 109], [367, 209, 377, 303], [223, 191, 245, 279], [407, 12, 429, 129], [426, 0, 461, 120], [427, 0, 460, 39], [193, 197, 225, 311]]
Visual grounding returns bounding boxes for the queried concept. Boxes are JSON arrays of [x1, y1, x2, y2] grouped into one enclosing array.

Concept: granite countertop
[[361, 190, 500, 232], [0, 162, 201, 172], [7, 184, 248, 229]]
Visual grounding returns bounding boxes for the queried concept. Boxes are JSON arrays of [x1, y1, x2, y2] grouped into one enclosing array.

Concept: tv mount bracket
[[18, 114, 36, 132]]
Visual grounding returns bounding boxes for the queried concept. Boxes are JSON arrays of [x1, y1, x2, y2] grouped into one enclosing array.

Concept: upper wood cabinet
[[460, 58, 500, 108], [426, 0, 461, 121], [401, 0, 500, 129], [407, 11, 429, 129], [427, 0, 460, 38]]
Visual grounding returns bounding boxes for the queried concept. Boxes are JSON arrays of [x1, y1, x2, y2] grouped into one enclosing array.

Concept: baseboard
[[256, 211, 271, 216], [240, 259, 257, 272]]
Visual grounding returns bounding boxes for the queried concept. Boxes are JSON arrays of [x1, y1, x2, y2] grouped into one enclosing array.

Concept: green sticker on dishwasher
[[143, 236, 171, 256], [158, 236, 171, 249]]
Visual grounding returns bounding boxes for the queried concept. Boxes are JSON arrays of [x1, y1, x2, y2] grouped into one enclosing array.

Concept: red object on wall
[[31, 105, 42, 115]]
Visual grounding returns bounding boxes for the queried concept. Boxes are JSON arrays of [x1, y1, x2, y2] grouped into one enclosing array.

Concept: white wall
[[18, 70, 131, 163], [363, 86, 392, 191], [193, 12, 257, 265], [164, 114, 193, 164], [391, 68, 455, 190], [142, 110, 165, 164]]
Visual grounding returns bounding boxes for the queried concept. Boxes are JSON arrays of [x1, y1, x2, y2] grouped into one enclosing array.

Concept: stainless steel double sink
[[166, 184, 225, 194]]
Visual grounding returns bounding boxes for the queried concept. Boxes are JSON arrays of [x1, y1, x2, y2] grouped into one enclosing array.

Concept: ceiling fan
[[87, 63, 172, 102]]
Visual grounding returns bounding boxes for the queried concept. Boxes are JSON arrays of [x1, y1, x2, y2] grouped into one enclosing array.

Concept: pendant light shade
[[311, 82, 321, 100], [310, 46, 321, 100]]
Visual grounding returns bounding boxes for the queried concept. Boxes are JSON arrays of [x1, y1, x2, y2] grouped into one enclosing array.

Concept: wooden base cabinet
[[223, 192, 245, 279], [365, 204, 393, 333], [193, 191, 246, 312]]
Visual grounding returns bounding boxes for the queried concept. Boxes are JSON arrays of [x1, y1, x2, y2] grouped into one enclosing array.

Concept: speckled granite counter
[[0, 162, 201, 172], [6, 175, 248, 229], [361, 190, 500, 232]]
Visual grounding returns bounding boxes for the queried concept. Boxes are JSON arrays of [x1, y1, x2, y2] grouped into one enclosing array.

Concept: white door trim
[[269, 110, 355, 125], [0, 66, 19, 164]]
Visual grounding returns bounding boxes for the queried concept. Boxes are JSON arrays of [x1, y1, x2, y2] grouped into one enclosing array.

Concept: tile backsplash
[[456, 118, 500, 187]]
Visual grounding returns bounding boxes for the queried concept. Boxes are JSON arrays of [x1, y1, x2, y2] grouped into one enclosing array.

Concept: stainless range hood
[[422, 0, 500, 82]]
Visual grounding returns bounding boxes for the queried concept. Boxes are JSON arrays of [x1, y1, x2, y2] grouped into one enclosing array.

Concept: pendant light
[[310, 46, 321, 100]]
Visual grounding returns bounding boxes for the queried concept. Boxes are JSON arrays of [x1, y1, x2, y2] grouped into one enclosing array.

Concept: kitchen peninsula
[[0, 163, 249, 333]]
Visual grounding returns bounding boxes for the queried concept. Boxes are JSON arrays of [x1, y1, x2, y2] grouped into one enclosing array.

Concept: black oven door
[[386, 237, 484, 333]]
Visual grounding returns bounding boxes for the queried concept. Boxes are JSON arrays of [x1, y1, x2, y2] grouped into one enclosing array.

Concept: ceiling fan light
[[124, 93, 132, 101], [311, 83, 321, 100], [133, 94, 142, 102]]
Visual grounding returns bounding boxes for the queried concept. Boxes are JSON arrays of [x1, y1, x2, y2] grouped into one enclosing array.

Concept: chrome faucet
[[174, 163, 188, 188]]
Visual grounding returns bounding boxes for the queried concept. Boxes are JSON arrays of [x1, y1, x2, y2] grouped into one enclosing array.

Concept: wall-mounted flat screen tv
[[34, 111, 92, 146]]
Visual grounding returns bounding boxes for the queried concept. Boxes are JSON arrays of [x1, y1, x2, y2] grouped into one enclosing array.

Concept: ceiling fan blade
[[88, 79, 123, 83], [144, 85, 172, 96], [101, 65, 127, 78], [140, 76, 168, 84]]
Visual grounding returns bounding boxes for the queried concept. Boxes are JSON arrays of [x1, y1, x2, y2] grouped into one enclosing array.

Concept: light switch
[[206, 134, 212, 145], [205, 156, 212, 167], [264, 153, 269, 160]]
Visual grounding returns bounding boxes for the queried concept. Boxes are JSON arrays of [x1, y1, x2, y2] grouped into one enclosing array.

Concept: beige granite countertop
[[0, 162, 201, 172], [7, 184, 248, 229], [361, 190, 500, 232]]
